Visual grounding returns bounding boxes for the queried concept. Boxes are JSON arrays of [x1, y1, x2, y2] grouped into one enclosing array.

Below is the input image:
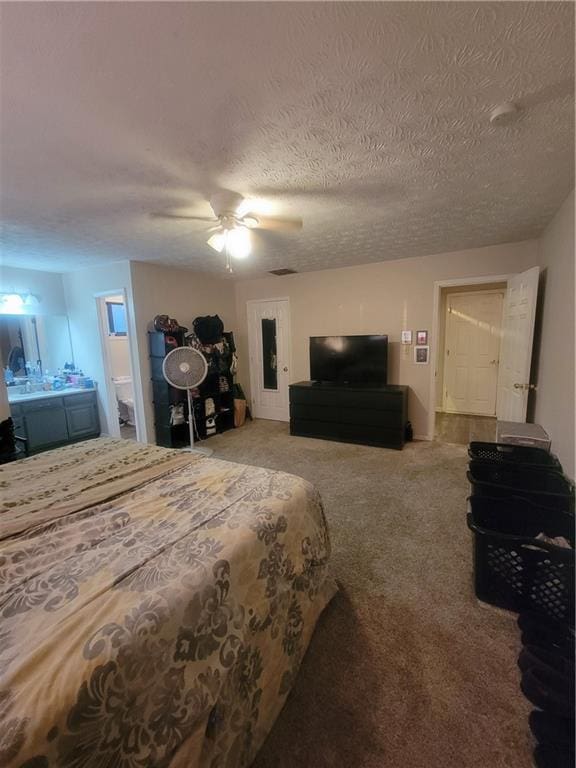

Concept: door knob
[[283, 366, 288, 372], [513, 383, 522, 389], [514, 383, 538, 391]]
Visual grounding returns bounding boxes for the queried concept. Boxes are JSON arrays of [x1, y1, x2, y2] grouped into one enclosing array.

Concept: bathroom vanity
[[9, 388, 100, 454], [2, 310, 100, 454]]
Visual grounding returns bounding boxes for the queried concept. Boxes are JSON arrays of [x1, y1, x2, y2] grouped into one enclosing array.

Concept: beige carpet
[[207, 420, 532, 768]]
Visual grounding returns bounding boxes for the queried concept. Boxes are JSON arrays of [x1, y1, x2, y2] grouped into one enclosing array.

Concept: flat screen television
[[310, 335, 388, 385]]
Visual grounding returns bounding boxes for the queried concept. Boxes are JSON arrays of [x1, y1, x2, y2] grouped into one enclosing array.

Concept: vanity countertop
[[8, 387, 97, 404]]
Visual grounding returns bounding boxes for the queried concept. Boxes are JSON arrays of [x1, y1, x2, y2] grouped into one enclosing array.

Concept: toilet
[[112, 376, 135, 426]]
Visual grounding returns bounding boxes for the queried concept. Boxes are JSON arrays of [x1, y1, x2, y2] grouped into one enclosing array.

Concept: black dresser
[[289, 381, 409, 449]]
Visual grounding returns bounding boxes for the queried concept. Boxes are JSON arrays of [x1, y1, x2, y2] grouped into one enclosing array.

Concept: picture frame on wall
[[416, 330, 428, 345], [414, 345, 429, 364], [401, 330, 413, 345]]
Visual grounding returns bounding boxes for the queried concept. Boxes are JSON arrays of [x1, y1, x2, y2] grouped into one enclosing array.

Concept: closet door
[[444, 291, 504, 416]]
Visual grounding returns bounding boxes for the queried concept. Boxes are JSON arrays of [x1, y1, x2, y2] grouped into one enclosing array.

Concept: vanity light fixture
[[0, 292, 41, 314]]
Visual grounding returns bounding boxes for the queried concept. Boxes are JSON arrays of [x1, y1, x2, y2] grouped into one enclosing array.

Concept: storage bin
[[467, 496, 574, 626], [468, 442, 561, 471], [467, 463, 574, 513], [496, 421, 551, 451]]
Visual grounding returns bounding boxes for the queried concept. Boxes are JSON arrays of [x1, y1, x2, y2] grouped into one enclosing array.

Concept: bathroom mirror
[[0, 314, 74, 377]]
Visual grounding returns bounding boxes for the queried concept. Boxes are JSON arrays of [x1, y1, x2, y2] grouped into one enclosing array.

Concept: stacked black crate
[[148, 330, 190, 448], [466, 442, 575, 768]]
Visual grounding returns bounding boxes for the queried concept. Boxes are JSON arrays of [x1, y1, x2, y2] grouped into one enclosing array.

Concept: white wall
[[0, 265, 67, 316], [129, 261, 236, 443], [532, 191, 575, 478], [62, 261, 143, 437], [107, 336, 132, 378], [234, 240, 539, 438]]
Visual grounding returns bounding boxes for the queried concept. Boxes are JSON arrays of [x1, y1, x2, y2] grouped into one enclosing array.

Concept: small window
[[106, 302, 127, 336]]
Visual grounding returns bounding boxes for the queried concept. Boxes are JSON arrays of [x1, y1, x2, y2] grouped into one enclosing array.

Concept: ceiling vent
[[268, 268, 297, 276]]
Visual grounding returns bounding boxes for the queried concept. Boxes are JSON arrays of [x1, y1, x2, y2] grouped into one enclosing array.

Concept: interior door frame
[[246, 297, 292, 421], [95, 288, 144, 441], [442, 289, 505, 415], [427, 274, 512, 440]]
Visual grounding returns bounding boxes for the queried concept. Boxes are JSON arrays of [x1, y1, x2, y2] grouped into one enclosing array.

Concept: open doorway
[[434, 280, 507, 445], [430, 268, 541, 444], [96, 292, 140, 441]]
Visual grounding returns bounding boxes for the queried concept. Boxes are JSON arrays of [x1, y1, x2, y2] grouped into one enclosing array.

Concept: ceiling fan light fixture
[[207, 232, 226, 253], [207, 227, 251, 259], [226, 227, 251, 259]]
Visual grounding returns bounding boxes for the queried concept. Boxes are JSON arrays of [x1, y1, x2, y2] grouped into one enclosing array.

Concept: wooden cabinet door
[[65, 400, 100, 439], [24, 403, 68, 450]]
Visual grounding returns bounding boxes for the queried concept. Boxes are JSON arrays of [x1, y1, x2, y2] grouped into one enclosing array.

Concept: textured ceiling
[[0, 1, 574, 277]]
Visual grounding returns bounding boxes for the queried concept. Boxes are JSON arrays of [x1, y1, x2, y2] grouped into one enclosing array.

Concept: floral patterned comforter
[[0, 438, 335, 768]]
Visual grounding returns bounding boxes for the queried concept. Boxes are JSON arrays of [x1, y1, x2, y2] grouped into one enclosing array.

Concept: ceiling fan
[[151, 190, 303, 271]]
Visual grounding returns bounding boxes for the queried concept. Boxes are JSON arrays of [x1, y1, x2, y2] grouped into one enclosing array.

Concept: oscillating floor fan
[[162, 346, 208, 452]]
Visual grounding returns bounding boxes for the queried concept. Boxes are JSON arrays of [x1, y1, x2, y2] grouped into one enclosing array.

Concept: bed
[[0, 438, 335, 768]]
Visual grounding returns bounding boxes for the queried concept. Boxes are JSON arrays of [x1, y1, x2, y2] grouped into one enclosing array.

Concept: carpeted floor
[[207, 420, 532, 768]]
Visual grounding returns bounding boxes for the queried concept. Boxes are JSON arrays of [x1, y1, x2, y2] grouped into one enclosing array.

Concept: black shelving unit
[[193, 331, 236, 439], [148, 328, 236, 448], [148, 330, 190, 449]]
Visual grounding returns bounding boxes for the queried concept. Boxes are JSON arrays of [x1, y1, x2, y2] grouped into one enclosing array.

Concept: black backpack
[[193, 315, 224, 344]]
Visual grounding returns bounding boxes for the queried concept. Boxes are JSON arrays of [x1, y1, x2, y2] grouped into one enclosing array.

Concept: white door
[[247, 299, 291, 421], [497, 267, 540, 422], [444, 291, 504, 416]]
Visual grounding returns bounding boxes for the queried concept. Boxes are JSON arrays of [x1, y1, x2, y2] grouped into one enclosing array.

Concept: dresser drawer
[[290, 403, 340, 423], [290, 419, 341, 440], [338, 389, 403, 411], [340, 407, 404, 428], [289, 387, 340, 407]]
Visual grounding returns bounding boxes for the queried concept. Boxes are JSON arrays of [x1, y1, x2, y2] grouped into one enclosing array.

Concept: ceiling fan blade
[[150, 212, 218, 222], [249, 215, 303, 232]]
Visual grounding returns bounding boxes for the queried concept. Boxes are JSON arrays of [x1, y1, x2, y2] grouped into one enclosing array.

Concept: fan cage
[[162, 347, 208, 390]]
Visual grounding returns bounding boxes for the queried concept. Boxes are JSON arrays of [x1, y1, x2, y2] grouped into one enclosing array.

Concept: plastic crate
[[468, 442, 561, 471], [467, 496, 575, 626], [467, 463, 574, 513]]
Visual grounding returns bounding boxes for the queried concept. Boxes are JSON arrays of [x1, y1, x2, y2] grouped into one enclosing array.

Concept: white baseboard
[[414, 433, 433, 441]]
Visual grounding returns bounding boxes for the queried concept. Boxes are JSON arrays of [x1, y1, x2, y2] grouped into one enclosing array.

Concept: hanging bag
[[193, 315, 224, 344]]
